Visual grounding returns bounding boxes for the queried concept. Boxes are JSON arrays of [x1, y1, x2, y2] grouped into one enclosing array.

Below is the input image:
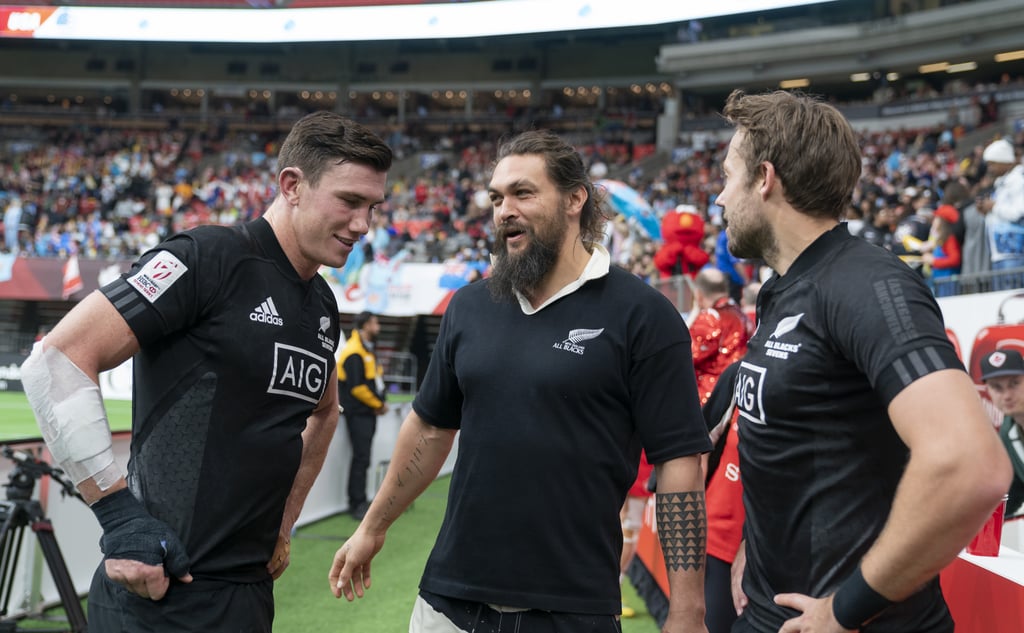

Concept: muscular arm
[[29, 290, 138, 502], [280, 363, 341, 535], [861, 369, 1011, 599], [365, 410, 456, 530], [329, 409, 456, 599], [775, 370, 1013, 632], [655, 454, 709, 633], [269, 363, 341, 579], [24, 290, 193, 598]]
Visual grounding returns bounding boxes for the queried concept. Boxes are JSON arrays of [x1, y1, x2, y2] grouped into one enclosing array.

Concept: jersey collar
[[249, 217, 303, 282], [515, 243, 611, 315], [767, 223, 850, 292]]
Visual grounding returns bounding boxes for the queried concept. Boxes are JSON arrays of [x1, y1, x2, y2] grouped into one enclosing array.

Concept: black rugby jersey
[[100, 218, 340, 582], [414, 265, 711, 615], [735, 224, 960, 633]]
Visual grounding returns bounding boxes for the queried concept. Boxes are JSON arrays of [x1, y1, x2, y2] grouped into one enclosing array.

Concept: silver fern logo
[[765, 313, 804, 360], [770, 313, 804, 339], [553, 327, 605, 356]]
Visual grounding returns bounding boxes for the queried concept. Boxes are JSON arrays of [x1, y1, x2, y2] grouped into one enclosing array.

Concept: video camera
[[1, 446, 80, 503]]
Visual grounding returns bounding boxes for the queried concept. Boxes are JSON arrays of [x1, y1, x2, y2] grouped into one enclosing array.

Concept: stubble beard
[[728, 213, 778, 264]]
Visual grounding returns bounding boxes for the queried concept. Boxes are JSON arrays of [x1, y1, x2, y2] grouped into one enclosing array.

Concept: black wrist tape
[[831, 565, 894, 630]]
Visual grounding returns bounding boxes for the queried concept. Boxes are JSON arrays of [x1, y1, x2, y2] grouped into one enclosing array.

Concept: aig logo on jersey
[[735, 361, 767, 425], [268, 343, 328, 404]]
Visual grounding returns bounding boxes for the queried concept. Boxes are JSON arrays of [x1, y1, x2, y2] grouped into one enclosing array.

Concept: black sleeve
[[703, 360, 740, 483]]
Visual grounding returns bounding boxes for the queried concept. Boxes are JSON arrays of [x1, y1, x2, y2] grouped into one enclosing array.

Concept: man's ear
[[279, 167, 303, 205], [566, 186, 587, 217], [759, 161, 777, 200]]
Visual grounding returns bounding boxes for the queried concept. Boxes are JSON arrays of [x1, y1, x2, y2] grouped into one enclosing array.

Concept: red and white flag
[[62, 254, 84, 299]]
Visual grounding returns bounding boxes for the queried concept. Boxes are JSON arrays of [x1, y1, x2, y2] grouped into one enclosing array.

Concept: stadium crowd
[[2, 77, 1023, 298]]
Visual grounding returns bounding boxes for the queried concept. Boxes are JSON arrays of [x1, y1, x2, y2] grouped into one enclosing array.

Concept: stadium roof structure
[[0, 0, 838, 43]]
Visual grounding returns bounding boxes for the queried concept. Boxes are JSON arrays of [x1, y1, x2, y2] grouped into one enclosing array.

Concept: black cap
[[981, 349, 1024, 381]]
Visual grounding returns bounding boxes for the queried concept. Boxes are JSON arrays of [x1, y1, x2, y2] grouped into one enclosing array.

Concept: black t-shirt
[[414, 265, 711, 614], [100, 218, 340, 583], [735, 224, 960, 633]]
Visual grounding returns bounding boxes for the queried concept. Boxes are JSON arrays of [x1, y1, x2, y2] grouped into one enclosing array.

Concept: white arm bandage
[[20, 342, 124, 490]]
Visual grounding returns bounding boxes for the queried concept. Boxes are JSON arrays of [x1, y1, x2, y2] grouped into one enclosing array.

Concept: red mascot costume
[[653, 204, 709, 278]]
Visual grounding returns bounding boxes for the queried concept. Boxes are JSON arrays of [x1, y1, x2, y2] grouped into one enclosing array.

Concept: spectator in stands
[[891, 192, 934, 275], [337, 310, 389, 522], [980, 348, 1024, 519], [740, 280, 760, 326], [329, 129, 711, 633], [714, 217, 749, 302], [981, 138, 1024, 288], [690, 267, 751, 405], [718, 88, 1010, 633], [961, 176, 994, 281], [20, 111, 393, 633], [921, 203, 962, 296], [2, 194, 18, 250], [857, 202, 896, 250]]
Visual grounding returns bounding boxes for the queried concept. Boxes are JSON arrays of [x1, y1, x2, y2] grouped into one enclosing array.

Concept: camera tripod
[[0, 446, 87, 633]]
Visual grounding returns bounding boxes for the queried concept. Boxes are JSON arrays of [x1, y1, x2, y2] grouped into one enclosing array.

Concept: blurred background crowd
[[3, 71, 1022, 300]]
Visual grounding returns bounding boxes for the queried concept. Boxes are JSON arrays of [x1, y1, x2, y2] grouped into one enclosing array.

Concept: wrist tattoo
[[656, 491, 706, 572]]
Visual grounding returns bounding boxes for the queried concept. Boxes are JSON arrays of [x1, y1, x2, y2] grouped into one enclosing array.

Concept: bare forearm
[[862, 452, 1008, 600], [655, 457, 708, 629], [281, 410, 338, 532], [862, 370, 1013, 601], [362, 412, 455, 534]]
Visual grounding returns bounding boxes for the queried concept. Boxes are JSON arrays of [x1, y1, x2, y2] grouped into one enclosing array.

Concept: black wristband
[[831, 565, 894, 630], [90, 487, 147, 531]]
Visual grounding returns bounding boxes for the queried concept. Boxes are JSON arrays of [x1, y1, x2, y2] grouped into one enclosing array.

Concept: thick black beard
[[488, 227, 563, 304]]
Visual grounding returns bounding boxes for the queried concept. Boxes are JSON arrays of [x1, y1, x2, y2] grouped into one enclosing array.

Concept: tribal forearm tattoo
[[656, 491, 707, 572]]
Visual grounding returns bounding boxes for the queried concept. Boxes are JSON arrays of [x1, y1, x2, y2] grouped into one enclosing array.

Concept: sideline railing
[[378, 350, 417, 397], [933, 267, 1024, 298]]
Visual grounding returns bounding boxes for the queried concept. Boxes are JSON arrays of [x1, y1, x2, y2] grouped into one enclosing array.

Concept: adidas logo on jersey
[[251, 297, 283, 326]]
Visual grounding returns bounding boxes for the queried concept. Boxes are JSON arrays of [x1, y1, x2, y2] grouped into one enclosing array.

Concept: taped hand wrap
[[91, 488, 191, 578]]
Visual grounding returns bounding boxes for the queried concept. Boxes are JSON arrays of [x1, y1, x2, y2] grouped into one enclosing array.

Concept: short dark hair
[[722, 90, 861, 222], [494, 130, 609, 246], [353, 311, 376, 330], [277, 111, 393, 188]]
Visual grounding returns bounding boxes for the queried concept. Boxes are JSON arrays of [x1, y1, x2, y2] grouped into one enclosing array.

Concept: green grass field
[[3, 391, 659, 632], [0, 391, 132, 443]]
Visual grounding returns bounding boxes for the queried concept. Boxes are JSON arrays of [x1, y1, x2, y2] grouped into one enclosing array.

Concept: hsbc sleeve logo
[[735, 361, 767, 425], [268, 343, 328, 404], [127, 251, 188, 303]]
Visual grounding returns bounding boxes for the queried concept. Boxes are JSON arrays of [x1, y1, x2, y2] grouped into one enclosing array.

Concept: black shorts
[[87, 565, 274, 633]]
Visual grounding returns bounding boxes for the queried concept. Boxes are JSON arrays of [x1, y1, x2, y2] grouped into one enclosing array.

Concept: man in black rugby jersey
[[718, 89, 1011, 633], [21, 111, 392, 632], [330, 130, 712, 633]]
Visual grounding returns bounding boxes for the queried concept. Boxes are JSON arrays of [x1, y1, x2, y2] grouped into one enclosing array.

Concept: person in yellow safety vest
[[337, 311, 388, 520]]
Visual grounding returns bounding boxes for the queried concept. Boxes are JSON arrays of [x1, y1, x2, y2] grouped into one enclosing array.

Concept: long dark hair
[[495, 130, 609, 245]]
